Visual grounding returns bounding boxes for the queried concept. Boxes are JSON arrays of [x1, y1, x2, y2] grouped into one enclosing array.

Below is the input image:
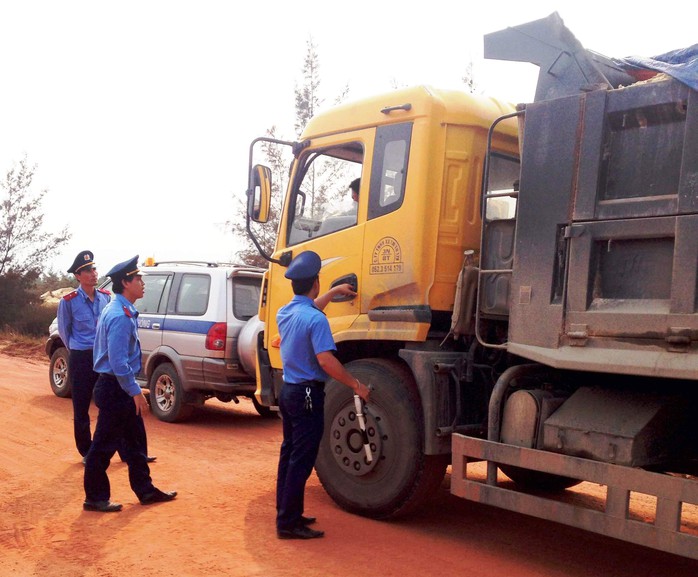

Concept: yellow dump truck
[[244, 13, 698, 559]]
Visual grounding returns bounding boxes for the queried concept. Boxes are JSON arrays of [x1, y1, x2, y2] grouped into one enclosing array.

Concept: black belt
[[286, 379, 325, 389]]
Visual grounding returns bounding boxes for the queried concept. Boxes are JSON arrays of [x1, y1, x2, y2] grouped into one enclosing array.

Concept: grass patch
[[0, 329, 46, 361]]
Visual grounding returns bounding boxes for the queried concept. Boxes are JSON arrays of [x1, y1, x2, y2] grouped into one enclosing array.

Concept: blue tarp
[[613, 44, 698, 91]]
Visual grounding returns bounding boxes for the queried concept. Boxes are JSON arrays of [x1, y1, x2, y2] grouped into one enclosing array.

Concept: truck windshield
[[287, 144, 363, 245]]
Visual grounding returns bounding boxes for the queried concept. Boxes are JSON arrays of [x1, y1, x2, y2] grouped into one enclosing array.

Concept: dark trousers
[[69, 349, 99, 457], [84, 374, 154, 502], [276, 383, 325, 531], [70, 350, 130, 460]]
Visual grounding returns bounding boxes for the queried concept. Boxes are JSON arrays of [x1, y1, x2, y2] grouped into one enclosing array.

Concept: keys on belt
[[304, 387, 313, 412]]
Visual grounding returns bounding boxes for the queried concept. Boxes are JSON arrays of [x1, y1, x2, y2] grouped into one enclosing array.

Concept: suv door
[[136, 272, 173, 372]]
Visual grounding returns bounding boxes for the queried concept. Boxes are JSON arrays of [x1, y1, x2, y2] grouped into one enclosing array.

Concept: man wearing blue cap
[[83, 256, 176, 513], [275, 251, 370, 539], [58, 250, 112, 463]]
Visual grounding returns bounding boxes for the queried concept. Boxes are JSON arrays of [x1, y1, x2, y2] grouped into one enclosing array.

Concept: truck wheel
[[149, 363, 193, 423], [316, 358, 448, 519], [251, 395, 276, 418], [49, 347, 71, 398], [499, 464, 581, 491]]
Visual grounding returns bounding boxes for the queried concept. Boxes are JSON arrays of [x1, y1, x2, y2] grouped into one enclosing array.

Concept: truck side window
[[368, 123, 411, 220], [287, 143, 363, 246]]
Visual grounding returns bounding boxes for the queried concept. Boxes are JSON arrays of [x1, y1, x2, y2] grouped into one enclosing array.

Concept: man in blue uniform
[[83, 256, 175, 513], [58, 250, 112, 463], [275, 251, 370, 539]]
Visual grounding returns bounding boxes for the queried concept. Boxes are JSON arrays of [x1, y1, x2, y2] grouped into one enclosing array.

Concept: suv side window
[[233, 276, 262, 320], [138, 274, 172, 314], [175, 274, 210, 316]]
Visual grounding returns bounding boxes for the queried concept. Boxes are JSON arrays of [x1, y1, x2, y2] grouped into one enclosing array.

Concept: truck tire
[[49, 347, 71, 398], [316, 358, 448, 519], [149, 363, 193, 423], [251, 395, 276, 418]]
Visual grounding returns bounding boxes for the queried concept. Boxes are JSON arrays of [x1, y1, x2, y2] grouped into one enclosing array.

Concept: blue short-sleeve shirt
[[276, 295, 336, 384]]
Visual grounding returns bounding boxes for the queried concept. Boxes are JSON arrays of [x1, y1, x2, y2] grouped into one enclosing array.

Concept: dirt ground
[[2, 351, 698, 577]]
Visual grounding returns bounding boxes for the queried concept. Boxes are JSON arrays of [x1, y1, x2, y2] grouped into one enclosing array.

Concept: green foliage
[[0, 270, 58, 336], [0, 156, 70, 276], [0, 157, 71, 336], [294, 37, 322, 138], [230, 36, 351, 266]]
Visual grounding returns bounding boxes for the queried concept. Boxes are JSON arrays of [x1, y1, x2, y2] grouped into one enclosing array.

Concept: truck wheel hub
[[328, 401, 382, 476]]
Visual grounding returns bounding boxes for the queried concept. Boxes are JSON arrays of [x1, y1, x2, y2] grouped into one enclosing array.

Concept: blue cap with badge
[[67, 250, 95, 274], [106, 255, 143, 281], [284, 251, 321, 280]]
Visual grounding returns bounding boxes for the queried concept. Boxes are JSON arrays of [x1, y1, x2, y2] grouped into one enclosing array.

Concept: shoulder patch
[[62, 290, 79, 301], [122, 306, 133, 318], [98, 288, 111, 295]]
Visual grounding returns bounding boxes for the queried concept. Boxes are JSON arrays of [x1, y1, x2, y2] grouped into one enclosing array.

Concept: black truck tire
[[316, 358, 448, 519]]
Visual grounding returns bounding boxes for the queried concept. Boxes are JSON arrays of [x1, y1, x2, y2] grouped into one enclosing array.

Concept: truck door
[[271, 132, 370, 341]]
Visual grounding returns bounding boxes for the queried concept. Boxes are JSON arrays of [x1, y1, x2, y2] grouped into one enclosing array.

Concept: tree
[[462, 60, 479, 94], [294, 36, 323, 138], [231, 37, 350, 266], [229, 126, 292, 267], [0, 157, 70, 276], [0, 157, 70, 334]]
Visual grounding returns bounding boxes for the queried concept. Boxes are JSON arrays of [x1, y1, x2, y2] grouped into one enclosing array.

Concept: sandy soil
[[1, 352, 698, 577]]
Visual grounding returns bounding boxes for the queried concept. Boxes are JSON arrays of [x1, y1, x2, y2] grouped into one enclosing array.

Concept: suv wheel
[[149, 363, 193, 423], [49, 347, 71, 398]]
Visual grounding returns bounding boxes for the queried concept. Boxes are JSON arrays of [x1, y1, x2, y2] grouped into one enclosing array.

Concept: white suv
[[46, 260, 267, 422]]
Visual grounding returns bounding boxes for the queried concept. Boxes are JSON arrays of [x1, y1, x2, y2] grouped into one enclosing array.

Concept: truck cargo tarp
[[613, 45, 698, 91]]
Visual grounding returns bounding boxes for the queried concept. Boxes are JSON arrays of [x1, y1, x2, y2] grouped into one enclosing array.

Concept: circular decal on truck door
[[370, 237, 403, 274]]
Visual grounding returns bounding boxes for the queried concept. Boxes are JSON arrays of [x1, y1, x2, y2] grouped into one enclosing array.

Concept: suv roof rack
[[144, 260, 246, 268]]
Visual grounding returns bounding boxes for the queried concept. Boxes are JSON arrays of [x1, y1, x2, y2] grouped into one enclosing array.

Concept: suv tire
[[149, 363, 193, 423], [49, 347, 71, 398]]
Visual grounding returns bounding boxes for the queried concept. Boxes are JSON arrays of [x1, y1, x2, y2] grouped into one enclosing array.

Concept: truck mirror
[[248, 164, 272, 223]]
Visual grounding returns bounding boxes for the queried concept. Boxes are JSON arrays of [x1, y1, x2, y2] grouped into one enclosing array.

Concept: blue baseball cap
[[284, 251, 321, 280]]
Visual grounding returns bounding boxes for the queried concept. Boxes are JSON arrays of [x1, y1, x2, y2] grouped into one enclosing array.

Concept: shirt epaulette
[[98, 288, 111, 295], [123, 306, 133, 318], [63, 290, 79, 301]]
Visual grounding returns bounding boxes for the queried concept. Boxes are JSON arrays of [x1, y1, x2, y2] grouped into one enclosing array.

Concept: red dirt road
[[1, 353, 698, 577]]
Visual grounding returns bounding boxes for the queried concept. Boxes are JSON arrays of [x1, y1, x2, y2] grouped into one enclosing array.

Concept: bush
[[0, 271, 58, 337], [7, 303, 58, 337]]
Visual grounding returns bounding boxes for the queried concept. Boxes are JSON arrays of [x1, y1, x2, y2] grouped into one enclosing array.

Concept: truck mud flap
[[451, 435, 698, 560]]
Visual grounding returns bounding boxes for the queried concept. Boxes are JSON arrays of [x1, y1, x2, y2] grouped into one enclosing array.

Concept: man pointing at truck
[[275, 251, 370, 540]]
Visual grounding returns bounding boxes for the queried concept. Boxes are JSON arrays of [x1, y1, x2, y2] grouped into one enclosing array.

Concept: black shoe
[[300, 515, 316, 525], [277, 526, 324, 540], [140, 488, 177, 505], [119, 455, 157, 463], [83, 500, 122, 512]]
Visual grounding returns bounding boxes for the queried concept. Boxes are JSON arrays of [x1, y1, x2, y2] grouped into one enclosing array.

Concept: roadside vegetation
[[0, 328, 45, 360]]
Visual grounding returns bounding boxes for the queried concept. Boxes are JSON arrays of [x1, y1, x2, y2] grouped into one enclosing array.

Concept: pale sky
[[1, 0, 696, 275]]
